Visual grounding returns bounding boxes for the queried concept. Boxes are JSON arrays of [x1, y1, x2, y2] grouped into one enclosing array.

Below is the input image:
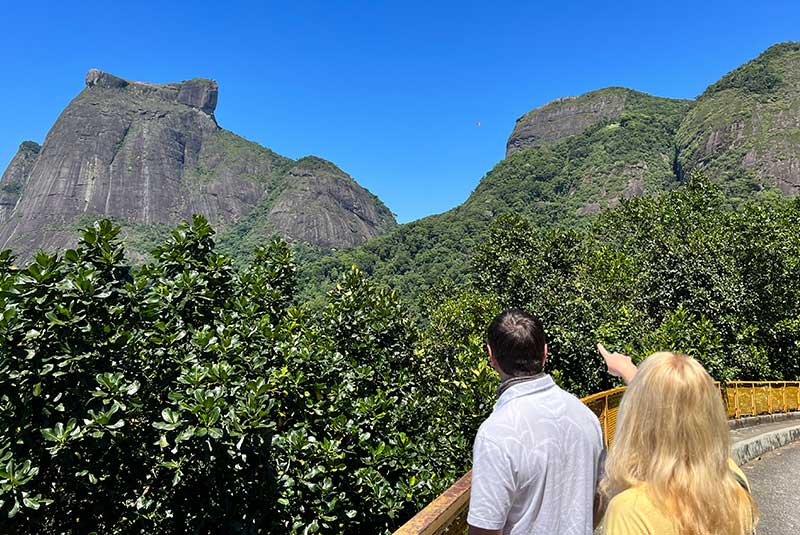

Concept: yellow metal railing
[[393, 381, 800, 535], [721, 381, 800, 418]]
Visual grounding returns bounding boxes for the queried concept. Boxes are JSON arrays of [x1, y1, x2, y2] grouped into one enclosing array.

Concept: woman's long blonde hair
[[600, 352, 758, 534]]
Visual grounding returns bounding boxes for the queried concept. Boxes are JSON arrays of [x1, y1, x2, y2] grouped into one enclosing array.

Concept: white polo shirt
[[467, 374, 604, 535]]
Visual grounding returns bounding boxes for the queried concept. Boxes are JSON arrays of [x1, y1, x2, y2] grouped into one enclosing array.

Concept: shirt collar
[[494, 374, 555, 411]]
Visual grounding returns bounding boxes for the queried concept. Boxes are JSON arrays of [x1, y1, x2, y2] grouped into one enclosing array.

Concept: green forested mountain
[[677, 42, 800, 198], [299, 89, 691, 300], [299, 42, 800, 303]]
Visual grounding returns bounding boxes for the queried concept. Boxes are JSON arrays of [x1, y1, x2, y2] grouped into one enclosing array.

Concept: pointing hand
[[597, 343, 637, 385]]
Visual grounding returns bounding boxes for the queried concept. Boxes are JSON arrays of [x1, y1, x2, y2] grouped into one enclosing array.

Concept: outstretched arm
[[597, 343, 637, 385]]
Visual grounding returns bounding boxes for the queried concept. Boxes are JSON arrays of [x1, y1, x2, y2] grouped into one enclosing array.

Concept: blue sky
[[0, 0, 798, 223]]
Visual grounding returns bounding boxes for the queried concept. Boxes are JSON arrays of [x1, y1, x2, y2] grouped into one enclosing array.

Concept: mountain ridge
[[676, 41, 800, 197], [299, 41, 800, 303], [506, 87, 692, 157], [0, 70, 396, 261], [3, 43, 800, 290]]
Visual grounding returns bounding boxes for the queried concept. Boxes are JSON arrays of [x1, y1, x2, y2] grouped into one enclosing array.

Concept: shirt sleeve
[[467, 434, 515, 530]]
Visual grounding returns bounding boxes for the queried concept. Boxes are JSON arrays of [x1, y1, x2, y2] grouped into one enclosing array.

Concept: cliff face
[[0, 141, 39, 224], [0, 70, 395, 260], [499, 88, 692, 217], [506, 88, 631, 156], [676, 42, 800, 197], [267, 157, 395, 248]]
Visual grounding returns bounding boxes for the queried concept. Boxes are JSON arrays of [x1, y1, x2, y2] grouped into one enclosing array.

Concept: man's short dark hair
[[487, 308, 546, 377]]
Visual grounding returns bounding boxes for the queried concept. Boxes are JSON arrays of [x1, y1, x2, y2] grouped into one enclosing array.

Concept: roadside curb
[[732, 422, 800, 466], [728, 411, 800, 431]]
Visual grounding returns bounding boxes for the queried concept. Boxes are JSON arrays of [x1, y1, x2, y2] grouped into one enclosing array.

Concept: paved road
[[742, 439, 800, 535]]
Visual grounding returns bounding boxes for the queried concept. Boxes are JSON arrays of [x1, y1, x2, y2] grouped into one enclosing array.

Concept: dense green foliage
[[2, 173, 799, 534], [297, 208, 485, 308], [0, 218, 479, 534], [463, 173, 800, 395], [702, 42, 799, 97]]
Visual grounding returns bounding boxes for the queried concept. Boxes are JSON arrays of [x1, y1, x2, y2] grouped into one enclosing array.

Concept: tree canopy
[[1, 174, 799, 533]]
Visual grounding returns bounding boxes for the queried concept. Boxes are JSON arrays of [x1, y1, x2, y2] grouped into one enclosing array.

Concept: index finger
[[597, 343, 611, 359]]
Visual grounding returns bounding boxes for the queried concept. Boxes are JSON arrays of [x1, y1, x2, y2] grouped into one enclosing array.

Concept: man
[[467, 309, 604, 535]]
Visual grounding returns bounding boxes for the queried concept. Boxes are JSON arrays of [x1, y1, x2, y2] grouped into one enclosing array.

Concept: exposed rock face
[[506, 88, 630, 156], [85, 69, 129, 89], [178, 79, 218, 113], [0, 141, 39, 224], [84, 69, 218, 113], [0, 70, 395, 260], [268, 157, 395, 248], [676, 42, 800, 196]]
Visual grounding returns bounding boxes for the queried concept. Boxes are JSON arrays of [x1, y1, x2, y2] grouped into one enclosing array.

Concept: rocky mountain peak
[[505, 87, 695, 160], [0, 72, 394, 261], [85, 69, 129, 89], [505, 87, 635, 157], [85, 69, 218, 114], [0, 141, 40, 224]]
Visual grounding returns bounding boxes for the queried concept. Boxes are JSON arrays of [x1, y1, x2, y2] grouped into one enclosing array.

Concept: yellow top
[[601, 459, 749, 535]]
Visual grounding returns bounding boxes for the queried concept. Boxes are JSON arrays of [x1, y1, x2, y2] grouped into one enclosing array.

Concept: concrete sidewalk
[[731, 414, 800, 534]]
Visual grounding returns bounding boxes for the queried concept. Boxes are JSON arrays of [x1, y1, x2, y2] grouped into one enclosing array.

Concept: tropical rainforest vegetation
[[1, 172, 799, 533]]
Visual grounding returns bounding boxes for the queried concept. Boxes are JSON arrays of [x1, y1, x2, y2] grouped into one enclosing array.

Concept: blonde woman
[[596, 345, 758, 535]]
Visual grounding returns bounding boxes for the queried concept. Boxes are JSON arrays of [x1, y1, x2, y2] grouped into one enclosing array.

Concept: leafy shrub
[[701, 42, 800, 98], [0, 181, 21, 195], [1, 172, 799, 534], [703, 62, 782, 97], [461, 173, 800, 395], [0, 217, 464, 534]]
